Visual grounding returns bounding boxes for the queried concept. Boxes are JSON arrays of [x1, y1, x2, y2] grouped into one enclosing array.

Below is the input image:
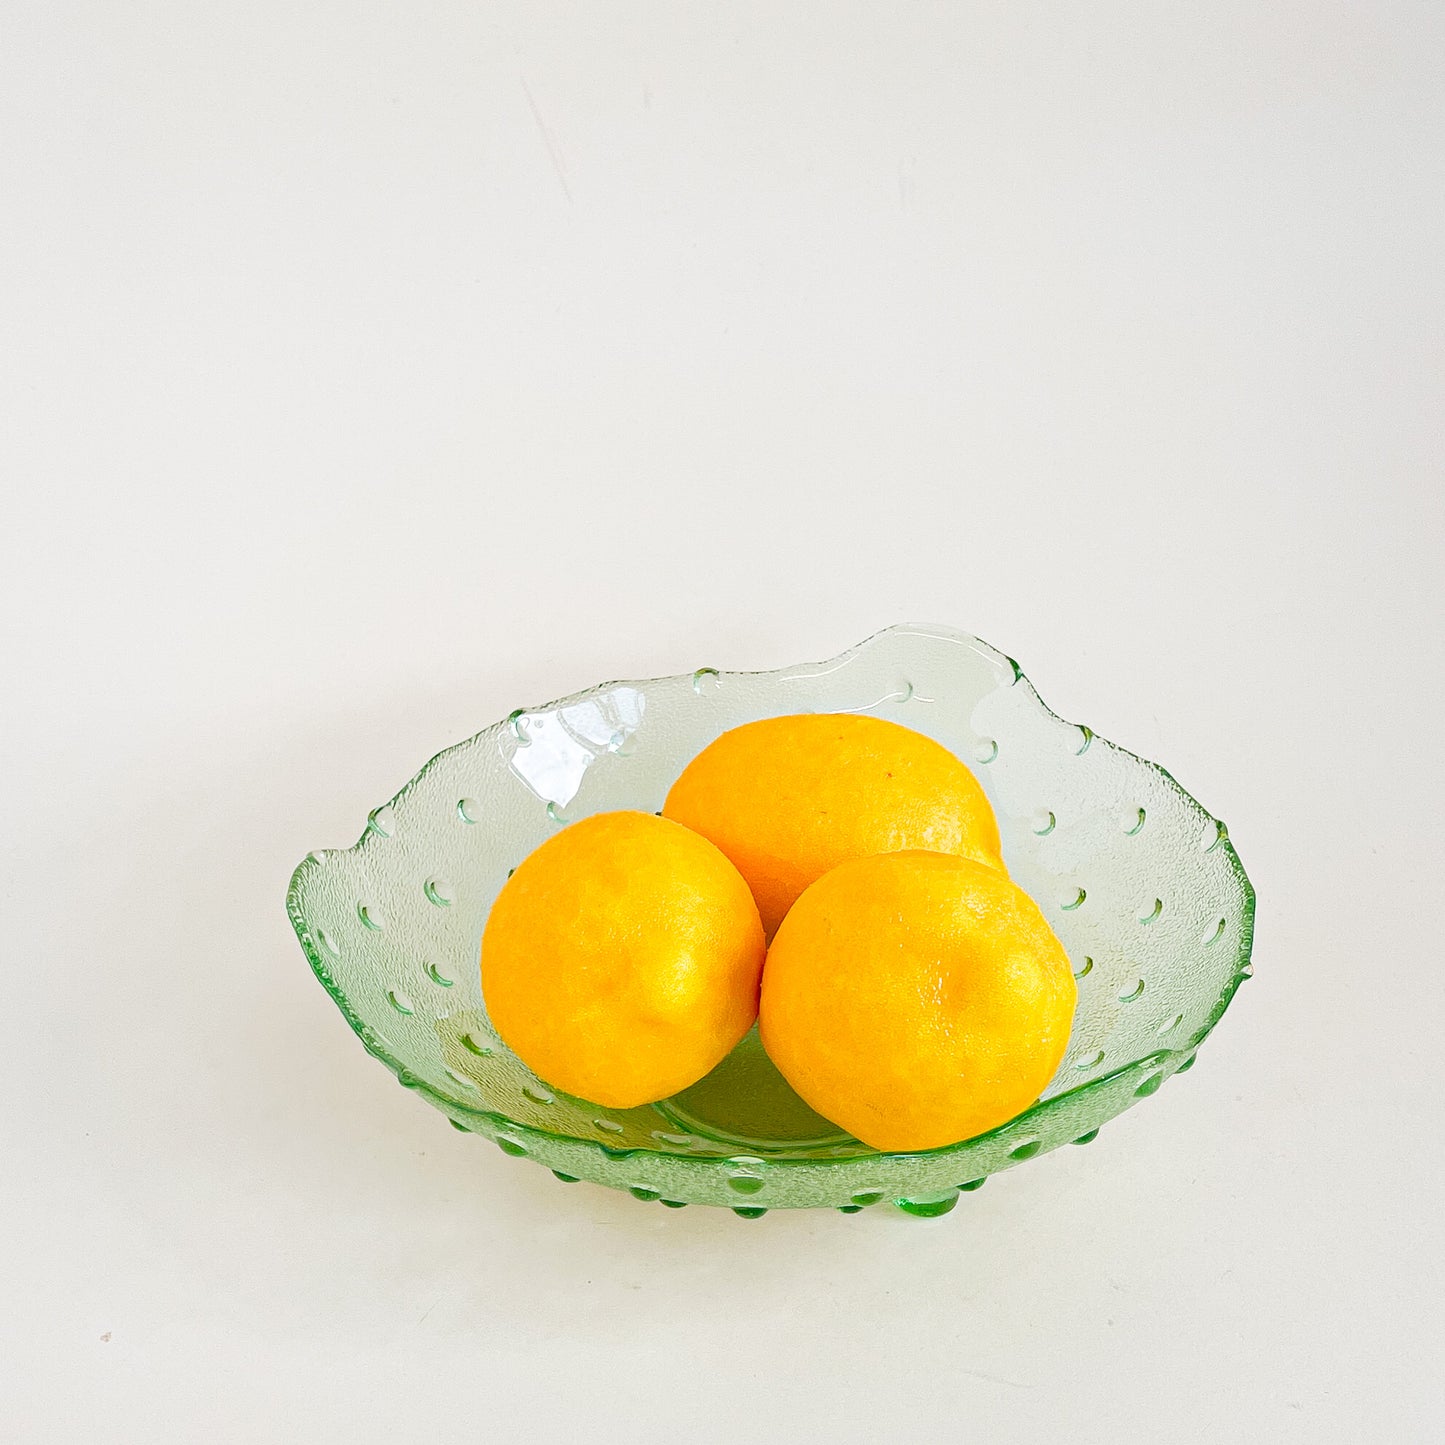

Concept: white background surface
[[4, 4, 1444, 1441]]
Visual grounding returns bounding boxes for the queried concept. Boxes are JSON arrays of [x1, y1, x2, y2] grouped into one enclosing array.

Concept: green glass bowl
[[287, 625, 1254, 1216]]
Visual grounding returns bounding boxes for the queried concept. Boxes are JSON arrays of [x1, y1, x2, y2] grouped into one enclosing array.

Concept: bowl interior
[[288, 625, 1253, 1209]]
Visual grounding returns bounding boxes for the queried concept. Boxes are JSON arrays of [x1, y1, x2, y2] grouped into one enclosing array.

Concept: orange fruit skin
[[663, 713, 1004, 937], [481, 811, 765, 1109], [759, 851, 1077, 1152]]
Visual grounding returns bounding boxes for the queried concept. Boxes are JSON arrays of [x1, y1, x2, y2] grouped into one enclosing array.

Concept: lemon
[[481, 810, 765, 1108], [663, 713, 1003, 936], [760, 850, 1076, 1151]]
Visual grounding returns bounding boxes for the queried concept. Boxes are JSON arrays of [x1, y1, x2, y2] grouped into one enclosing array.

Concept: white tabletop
[[5, 5, 1443, 1441]]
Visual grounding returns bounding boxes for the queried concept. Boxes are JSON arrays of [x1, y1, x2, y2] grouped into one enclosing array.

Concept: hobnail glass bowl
[[287, 625, 1254, 1216]]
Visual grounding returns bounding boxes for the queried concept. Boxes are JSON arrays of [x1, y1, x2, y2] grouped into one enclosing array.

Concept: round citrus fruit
[[481, 810, 765, 1109], [663, 713, 1004, 936], [759, 850, 1077, 1151]]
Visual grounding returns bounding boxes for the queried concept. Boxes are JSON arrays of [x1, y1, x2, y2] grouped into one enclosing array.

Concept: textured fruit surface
[[760, 850, 1077, 1151], [481, 811, 766, 1108], [663, 713, 1003, 936]]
